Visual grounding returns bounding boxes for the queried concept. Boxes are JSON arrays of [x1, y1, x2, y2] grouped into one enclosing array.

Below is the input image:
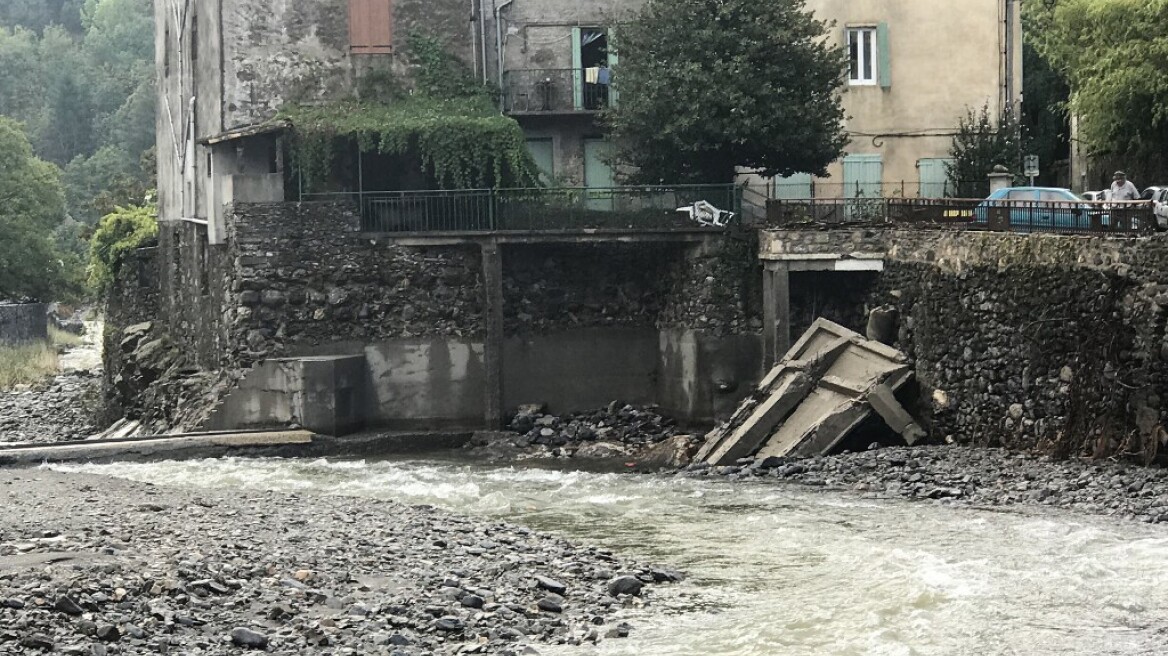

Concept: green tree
[[0, 117, 72, 300], [88, 203, 158, 292], [1021, 43, 1070, 186], [946, 105, 1026, 198], [1032, 0, 1168, 178], [603, 0, 848, 184]]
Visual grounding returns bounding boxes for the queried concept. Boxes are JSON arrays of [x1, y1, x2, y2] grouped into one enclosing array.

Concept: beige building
[[767, 0, 1024, 198], [493, 0, 1023, 199]]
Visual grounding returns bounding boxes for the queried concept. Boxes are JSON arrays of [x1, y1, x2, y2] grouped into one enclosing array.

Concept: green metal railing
[[303, 185, 741, 233]]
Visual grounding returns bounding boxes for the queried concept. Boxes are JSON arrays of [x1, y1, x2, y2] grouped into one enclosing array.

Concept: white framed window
[[848, 27, 877, 85]]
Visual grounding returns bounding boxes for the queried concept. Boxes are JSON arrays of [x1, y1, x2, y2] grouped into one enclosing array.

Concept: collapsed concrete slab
[[699, 318, 923, 465]]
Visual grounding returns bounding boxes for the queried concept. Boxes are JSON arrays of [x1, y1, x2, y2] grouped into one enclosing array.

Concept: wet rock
[[433, 617, 465, 632], [534, 576, 567, 595], [19, 633, 54, 650], [537, 594, 564, 613], [230, 627, 269, 649], [54, 595, 85, 616], [607, 576, 644, 597]]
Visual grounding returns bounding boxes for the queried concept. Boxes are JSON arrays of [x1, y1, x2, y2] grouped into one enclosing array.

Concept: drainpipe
[[478, 0, 489, 83], [495, 0, 515, 110], [1003, 0, 1015, 116]]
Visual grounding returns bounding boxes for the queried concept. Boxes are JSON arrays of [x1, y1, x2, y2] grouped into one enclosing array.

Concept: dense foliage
[[87, 203, 158, 292], [284, 33, 538, 192], [946, 105, 1026, 198], [0, 118, 75, 301], [0, 0, 155, 227], [1030, 0, 1168, 179], [603, 0, 848, 184], [283, 98, 539, 191]]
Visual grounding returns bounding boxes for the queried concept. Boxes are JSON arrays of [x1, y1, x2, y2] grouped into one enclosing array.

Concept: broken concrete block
[[868, 383, 926, 445], [705, 372, 813, 466], [700, 318, 926, 464]]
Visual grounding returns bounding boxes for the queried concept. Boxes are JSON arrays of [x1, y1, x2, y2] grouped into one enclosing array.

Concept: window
[[349, 0, 393, 54], [848, 28, 876, 85]]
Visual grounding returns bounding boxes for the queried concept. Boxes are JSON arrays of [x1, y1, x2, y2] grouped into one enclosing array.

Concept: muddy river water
[[62, 457, 1168, 655]]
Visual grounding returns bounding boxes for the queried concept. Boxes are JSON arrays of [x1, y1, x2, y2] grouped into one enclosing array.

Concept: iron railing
[[502, 68, 612, 113], [763, 198, 1156, 235], [304, 185, 740, 233]]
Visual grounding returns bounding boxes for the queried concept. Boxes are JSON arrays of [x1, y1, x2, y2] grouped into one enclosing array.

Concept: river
[[58, 457, 1168, 655]]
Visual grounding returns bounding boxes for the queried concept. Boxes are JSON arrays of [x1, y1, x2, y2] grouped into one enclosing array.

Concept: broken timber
[[696, 318, 924, 466]]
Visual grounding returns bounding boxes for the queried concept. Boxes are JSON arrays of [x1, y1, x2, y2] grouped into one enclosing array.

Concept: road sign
[[1024, 155, 1040, 179]]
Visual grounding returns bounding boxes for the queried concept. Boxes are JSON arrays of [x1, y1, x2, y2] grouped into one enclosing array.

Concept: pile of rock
[[465, 403, 702, 468], [508, 402, 680, 449], [0, 371, 101, 444], [684, 444, 1168, 523], [0, 469, 680, 654]]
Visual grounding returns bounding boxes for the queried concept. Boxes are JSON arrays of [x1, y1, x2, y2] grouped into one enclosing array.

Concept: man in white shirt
[[1110, 171, 1140, 201]]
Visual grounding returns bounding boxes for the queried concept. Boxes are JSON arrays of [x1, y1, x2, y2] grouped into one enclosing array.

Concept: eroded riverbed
[[57, 457, 1168, 656]]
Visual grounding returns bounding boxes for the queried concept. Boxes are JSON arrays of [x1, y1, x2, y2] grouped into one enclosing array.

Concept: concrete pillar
[[987, 164, 1013, 194], [762, 262, 791, 366], [480, 240, 504, 429]]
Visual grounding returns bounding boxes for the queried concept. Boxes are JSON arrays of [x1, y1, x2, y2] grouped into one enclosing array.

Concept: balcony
[[502, 69, 613, 115]]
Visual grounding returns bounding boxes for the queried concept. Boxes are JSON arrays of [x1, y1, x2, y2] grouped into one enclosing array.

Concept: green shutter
[[606, 27, 618, 107], [877, 22, 891, 89], [571, 27, 584, 110], [843, 155, 883, 198], [918, 158, 954, 198]]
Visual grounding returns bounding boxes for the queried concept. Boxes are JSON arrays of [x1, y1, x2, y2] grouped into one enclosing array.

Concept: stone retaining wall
[[228, 203, 485, 364], [764, 229, 1168, 461], [0, 303, 47, 345], [102, 248, 161, 423]]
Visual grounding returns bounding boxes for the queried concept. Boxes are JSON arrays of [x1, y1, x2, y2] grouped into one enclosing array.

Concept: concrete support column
[[480, 240, 505, 429], [762, 262, 791, 366]]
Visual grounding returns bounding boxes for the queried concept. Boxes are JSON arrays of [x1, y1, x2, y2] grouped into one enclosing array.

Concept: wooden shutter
[[350, 0, 393, 54], [571, 27, 584, 110], [876, 22, 891, 88]]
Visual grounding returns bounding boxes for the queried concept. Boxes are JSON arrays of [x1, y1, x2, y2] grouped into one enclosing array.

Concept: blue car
[[972, 186, 1107, 232]]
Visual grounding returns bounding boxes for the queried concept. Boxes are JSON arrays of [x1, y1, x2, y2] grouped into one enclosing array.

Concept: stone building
[[137, 0, 1022, 436]]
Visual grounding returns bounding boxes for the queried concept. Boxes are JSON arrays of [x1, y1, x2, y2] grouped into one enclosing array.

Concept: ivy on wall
[[281, 98, 539, 192], [280, 33, 539, 192]]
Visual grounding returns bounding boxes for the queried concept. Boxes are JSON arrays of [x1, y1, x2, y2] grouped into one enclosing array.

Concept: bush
[[88, 203, 157, 292]]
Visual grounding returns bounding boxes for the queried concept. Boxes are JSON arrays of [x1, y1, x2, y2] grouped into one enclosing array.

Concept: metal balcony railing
[[304, 185, 740, 233], [502, 68, 613, 113], [762, 198, 1155, 235]]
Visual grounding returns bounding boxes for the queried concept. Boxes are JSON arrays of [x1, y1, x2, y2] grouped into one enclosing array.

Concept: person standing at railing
[[1110, 171, 1140, 201]]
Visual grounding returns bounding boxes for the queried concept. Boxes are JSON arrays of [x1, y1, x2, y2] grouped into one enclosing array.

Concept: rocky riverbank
[[0, 370, 101, 444], [684, 444, 1168, 523], [0, 469, 676, 655]]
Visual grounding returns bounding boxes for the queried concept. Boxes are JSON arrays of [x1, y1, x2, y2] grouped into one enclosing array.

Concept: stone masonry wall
[[0, 303, 47, 345], [229, 202, 484, 363], [502, 237, 762, 337], [102, 248, 161, 422], [765, 229, 1168, 462], [658, 234, 763, 337]]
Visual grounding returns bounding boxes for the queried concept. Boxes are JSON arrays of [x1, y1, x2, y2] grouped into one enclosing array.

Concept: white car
[[1082, 190, 1109, 202], [1142, 186, 1168, 230]]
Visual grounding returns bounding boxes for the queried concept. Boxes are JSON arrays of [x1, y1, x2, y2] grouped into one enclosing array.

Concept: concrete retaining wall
[[763, 229, 1168, 461], [0, 303, 47, 345]]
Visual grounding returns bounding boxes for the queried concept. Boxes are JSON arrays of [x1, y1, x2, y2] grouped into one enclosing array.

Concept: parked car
[[972, 186, 1103, 231], [1142, 186, 1168, 229], [1082, 190, 1109, 202]]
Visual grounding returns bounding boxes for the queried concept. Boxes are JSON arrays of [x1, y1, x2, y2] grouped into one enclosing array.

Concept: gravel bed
[[685, 445, 1168, 523], [0, 469, 675, 655], [0, 371, 101, 444]]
